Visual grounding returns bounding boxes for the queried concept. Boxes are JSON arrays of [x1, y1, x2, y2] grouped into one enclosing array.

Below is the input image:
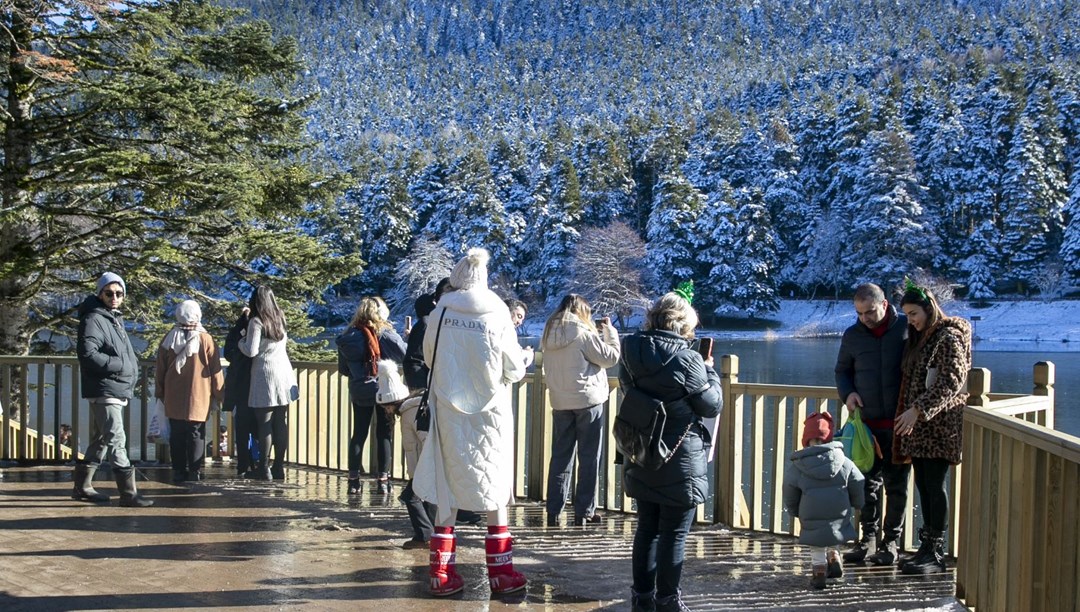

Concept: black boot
[[842, 531, 876, 564], [899, 527, 934, 571], [71, 462, 110, 503], [656, 590, 691, 612], [114, 466, 154, 507], [867, 539, 899, 566], [901, 530, 946, 574]]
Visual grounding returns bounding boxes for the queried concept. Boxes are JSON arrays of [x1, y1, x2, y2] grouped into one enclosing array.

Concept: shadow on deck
[[0, 464, 962, 611]]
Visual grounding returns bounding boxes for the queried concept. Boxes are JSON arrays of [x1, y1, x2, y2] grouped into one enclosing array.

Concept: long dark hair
[[248, 285, 286, 342], [900, 285, 944, 374]]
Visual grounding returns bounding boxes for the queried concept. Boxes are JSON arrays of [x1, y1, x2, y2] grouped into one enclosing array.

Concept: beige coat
[[155, 331, 225, 422], [540, 313, 620, 410]]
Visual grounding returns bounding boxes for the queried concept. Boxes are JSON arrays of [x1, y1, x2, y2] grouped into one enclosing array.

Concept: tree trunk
[[1, 4, 37, 357]]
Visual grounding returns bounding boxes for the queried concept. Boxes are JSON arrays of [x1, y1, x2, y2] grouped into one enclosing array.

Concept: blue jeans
[[85, 402, 131, 468], [632, 500, 696, 599], [546, 404, 603, 520]]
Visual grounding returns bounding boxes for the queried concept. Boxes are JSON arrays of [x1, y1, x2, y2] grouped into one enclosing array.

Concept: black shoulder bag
[[415, 309, 447, 433], [613, 360, 694, 471]]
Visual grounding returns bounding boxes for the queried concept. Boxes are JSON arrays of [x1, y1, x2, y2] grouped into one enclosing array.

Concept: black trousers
[[168, 419, 206, 474], [253, 406, 288, 470], [861, 428, 912, 542], [912, 457, 951, 533], [232, 407, 258, 473], [399, 479, 436, 541], [349, 401, 393, 476]]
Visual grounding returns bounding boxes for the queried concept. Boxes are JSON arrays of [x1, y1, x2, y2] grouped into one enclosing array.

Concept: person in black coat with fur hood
[[618, 290, 723, 612]]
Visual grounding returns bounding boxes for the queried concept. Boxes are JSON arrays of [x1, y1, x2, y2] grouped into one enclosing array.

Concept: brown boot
[[810, 563, 827, 589]]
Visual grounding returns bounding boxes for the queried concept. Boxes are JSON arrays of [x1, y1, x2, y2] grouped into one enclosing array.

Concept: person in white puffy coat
[[412, 248, 532, 597]]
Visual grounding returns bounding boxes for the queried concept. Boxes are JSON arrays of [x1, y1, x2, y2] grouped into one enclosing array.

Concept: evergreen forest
[[226, 0, 1080, 317]]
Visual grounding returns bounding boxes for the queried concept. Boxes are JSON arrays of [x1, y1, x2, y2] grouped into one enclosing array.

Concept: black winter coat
[[336, 326, 407, 405], [222, 313, 252, 412], [76, 296, 139, 400], [834, 306, 907, 424], [619, 330, 723, 509]]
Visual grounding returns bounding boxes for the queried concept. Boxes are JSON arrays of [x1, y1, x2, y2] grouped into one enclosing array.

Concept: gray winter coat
[[834, 306, 907, 423], [76, 295, 139, 400], [619, 330, 723, 509], [782, 442, 866, 547]]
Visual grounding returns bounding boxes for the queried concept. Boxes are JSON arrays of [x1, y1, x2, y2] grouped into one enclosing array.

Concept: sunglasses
[[102, 290, 125, 298]]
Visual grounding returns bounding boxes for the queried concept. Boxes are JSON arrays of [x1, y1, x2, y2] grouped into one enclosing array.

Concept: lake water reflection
[[707, 337, 1080, 438]]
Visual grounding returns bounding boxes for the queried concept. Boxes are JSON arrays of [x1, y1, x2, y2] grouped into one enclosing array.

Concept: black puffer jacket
[[222, 313, 252, 412], [336, 325, 407, 405], [834, 306, 907, 423], [76, 295, 138, 400], [619, 330, 723, 509]]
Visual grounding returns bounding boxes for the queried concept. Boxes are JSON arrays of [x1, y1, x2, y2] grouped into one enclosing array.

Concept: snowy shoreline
[[704, 300, 1080, 350], [521, 300, 1079, 350]]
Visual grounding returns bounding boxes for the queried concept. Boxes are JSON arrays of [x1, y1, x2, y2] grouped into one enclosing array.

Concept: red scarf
[[360, 325, 380, 377]]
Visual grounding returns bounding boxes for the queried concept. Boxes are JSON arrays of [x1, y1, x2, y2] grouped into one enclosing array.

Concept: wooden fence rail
[[1, 354, 1070, 612]]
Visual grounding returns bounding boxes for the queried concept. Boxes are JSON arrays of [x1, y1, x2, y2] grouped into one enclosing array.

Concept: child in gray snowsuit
[[783, 411, 866, 588]]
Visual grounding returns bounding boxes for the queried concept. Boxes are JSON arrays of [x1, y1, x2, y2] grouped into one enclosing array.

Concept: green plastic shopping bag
[[837, 408, 880, 473]]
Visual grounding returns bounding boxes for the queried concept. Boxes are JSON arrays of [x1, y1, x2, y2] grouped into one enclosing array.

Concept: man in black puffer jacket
[[72, 272, 152, 507], [835, 282, 909, 566], [619, 291, 723, 612]]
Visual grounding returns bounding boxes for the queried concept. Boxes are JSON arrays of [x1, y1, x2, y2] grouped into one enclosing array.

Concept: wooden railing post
[[526, 351, 548, 501], [715, 354, 742, 527], [966, 367, 991, 407], [1033, 361, 1056, 429]]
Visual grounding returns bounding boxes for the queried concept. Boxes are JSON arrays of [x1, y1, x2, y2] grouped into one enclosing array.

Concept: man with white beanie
[[412, 247, 532, 597], [72, 272, 152, 507]]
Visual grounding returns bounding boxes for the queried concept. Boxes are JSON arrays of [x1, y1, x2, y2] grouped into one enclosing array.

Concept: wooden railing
[[2, 353, 1069, 612], [956, 363, 1077, 612]]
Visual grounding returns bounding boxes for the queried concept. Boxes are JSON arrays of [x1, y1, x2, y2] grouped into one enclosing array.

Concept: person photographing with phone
[[540, 294, 621, 527]]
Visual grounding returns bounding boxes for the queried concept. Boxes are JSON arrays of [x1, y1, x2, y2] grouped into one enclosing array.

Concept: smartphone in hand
[[695, 337, 714, 360]]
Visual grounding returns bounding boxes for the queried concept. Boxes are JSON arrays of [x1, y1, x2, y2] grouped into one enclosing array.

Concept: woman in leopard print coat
[[893, 284, 972, 575]]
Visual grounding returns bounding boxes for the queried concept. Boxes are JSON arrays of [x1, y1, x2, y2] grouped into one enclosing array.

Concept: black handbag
[[613, 360, 693, 470], [415, 309, 446, 433]]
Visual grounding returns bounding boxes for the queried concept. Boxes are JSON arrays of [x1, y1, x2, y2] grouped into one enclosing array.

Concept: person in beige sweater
[[155, 300, 225, 483], [540, 294, 621, 527]]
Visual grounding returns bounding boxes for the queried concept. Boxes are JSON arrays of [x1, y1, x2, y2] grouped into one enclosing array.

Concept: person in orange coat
[[155, 300, 225, 483]]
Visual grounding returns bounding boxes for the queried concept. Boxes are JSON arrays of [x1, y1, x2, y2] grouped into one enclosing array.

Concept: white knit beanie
[[449, 247, 490, 290], [375, 360, 410, 405], [96, 272, 126, 296]]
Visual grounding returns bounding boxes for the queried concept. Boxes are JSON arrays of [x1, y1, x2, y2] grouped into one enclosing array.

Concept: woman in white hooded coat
[[413, 248, 532, 597]]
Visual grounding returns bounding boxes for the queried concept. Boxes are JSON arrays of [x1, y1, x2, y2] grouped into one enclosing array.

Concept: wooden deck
[[0, 463, 963, 611]]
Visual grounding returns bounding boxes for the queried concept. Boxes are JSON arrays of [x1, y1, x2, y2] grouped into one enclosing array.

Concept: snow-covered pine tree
[[730, 188, 782, 316], [1001, 116, 1058, 287], [646, 169, 705, 296], [841, 124, 938, 286]]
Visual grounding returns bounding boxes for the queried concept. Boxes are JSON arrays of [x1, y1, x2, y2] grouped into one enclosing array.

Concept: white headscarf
[[161, 300, 207, 373]]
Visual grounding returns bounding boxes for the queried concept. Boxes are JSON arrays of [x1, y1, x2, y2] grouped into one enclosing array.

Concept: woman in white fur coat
[[413, 248, 532, 597]]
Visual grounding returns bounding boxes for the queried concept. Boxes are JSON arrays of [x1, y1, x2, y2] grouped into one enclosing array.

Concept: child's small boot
[[428, 527, 464, 596], [485, 526, 527, 594], [826, 549, 843, 578], [811, 563, 827, 589]]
